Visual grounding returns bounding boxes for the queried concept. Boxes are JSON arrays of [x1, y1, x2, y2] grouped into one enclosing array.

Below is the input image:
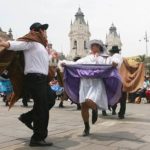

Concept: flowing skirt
[[79, 78, 108, 110]]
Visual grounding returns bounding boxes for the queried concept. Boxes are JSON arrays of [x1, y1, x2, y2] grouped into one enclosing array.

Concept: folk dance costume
[[0, 23, 55, 147], [61, 40, 122, 136], [75, 55, 108, 110], [60, 52, 109, 110], [107, 46, 125, 119]]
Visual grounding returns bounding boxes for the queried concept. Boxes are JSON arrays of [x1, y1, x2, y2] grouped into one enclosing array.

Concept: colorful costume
[[0, 76, 13, 94], [62, 54, 122, 110]]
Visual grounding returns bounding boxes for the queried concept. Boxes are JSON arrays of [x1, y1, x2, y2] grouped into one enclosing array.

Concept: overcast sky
[[1, 0, 150, 56]]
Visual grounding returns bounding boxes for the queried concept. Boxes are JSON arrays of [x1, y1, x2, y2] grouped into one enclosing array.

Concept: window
[[84, 41, 87, 49], [73, 40, 77, 49]]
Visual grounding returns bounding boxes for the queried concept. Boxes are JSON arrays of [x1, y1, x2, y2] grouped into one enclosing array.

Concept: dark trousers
[[112, 92, 127, 116], [22, 80, 30, 106], [21, 74, 56, 141]]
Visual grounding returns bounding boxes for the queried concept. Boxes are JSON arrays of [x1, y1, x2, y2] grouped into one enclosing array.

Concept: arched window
[[84, 41, 87, 49], [73, 40, 77, 49]]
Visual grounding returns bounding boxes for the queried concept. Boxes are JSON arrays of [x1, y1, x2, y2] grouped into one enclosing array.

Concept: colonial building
[[69, 8, 91, 59], [106, 23, 122, 51], [0, 27, 13, 40]]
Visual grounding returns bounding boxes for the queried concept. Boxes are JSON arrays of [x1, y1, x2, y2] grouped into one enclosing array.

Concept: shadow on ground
[[89, 131, 145, 143]]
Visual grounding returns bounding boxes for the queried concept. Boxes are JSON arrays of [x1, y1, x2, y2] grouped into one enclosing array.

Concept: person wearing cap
[[0, 22, 55, 146], [108, 45, 126, 119], [60, 39, 108, 136], [108, 46, 123, 68]]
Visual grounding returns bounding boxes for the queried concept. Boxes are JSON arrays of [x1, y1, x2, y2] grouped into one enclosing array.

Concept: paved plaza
[[0, 99, 150, 150]]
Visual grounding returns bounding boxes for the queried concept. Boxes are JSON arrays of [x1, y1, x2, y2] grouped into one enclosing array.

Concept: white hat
[[87, 39, 106, 52]]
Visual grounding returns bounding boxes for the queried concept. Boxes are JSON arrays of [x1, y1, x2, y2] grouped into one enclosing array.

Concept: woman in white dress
[[61, 40, 108, 136]]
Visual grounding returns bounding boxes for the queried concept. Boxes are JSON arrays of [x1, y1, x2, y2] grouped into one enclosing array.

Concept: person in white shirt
[[103, 46, 126, 119], [0, 22, 55, 147]]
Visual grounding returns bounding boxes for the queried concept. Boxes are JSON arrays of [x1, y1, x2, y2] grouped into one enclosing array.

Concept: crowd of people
[[0, 22, 147, 147], [129, 75, 150, 103]]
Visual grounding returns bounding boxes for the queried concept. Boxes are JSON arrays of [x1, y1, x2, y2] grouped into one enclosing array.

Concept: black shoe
[[112, 111, 117, 115], [5, 101, 9, 106], [22, 100, 28, 107], [3, 95, 6, 102], [22, 99, 28, 107], [102, 110, 108, 116], [59, 101, 64, 108], [118, 115, 125, 119], [92, 109, 98, 124], [77, 104, 81, 110], [23, 104, 28, 107], [82, 129, 90, 136], [30, 139, 53, 147], [82, 122, 90, 136], [118, 112, 125, 119], [18, 115, 33, 130]]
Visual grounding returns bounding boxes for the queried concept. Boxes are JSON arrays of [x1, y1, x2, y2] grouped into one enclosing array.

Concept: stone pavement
[[0, 99, 150, 150]]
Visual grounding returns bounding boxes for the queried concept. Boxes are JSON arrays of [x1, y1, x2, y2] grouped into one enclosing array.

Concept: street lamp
[[139, 31, 149, 57], [144, 31, 149, 57]]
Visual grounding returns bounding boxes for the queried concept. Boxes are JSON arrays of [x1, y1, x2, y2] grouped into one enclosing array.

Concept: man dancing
[[0, 22, 55, 146]]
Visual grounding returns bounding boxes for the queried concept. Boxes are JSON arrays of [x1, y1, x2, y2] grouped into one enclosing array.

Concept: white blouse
[[8, 41, 50, 75], [106, 53, 123, 69]]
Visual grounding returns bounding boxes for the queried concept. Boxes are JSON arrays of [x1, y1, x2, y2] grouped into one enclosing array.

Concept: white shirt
[[106, 53, 123, 69], [8, 41, 49, 75], [76, 54, 105, 64], [58, 54, 106, 72]]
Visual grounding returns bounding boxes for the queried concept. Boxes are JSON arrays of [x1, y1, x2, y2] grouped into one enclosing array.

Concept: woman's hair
[[91, 44, 104, 52]]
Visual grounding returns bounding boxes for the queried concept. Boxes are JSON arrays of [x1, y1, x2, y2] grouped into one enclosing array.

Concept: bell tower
[[69, 8, 91, 58], [106, 23, 122, 51]]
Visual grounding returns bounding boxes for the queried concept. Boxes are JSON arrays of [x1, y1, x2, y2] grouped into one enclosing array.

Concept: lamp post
[[139, 31, 149, 57], [144, 31, 149, 57]]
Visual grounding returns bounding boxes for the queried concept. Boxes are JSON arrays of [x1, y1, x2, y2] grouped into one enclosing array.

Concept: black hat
[[73, 56, 81, 62], [30, 22, 49, 31], [109, 45, 121, 52]]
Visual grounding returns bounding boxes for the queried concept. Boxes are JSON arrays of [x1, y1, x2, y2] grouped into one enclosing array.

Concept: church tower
[[106, 23, 122, 51], [0, 27, 13, 40], [69, 8, 91, 59]]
